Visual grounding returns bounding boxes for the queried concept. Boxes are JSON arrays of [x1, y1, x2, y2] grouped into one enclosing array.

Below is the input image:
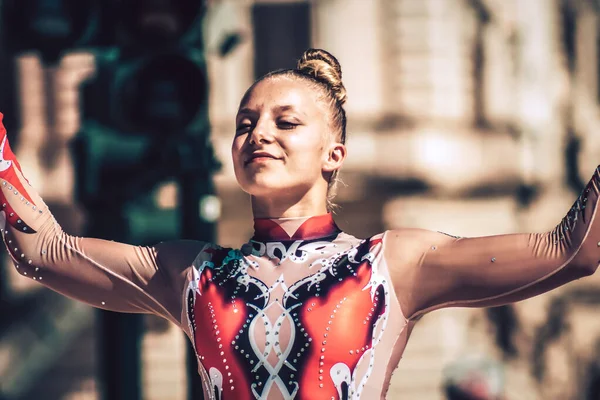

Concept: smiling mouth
[[245, 156, 278, 165], [244, 152, 281, 165]]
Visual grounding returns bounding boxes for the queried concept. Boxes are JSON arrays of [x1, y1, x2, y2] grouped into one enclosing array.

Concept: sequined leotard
[[1, 113, 599, 399], [186, 215, 402, 399]]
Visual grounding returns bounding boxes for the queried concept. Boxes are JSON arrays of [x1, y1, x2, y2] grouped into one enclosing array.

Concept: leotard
[[1, 113, 599, 399], [186, 215, 402, 399]]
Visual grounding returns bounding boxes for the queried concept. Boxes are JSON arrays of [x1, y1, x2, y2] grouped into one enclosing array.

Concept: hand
[[0, 113, 37, 233], [0, 113, 15, 172]]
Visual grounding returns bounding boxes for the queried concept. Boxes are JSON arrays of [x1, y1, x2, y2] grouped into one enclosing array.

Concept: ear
[[322, 142, 346, 173]]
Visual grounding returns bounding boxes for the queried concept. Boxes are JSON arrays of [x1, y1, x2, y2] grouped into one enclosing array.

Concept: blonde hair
[[252, 48, 348, 212]]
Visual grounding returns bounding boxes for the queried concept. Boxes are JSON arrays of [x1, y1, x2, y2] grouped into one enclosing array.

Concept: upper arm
[[384, 228, 459, 318], [154, 239, 208, 315], [10, 224, 206, 325], [385, 228, 582, 320], [385, 166, 600, 319], [0, 118, 208, 323], [0, 117, 213, 328]]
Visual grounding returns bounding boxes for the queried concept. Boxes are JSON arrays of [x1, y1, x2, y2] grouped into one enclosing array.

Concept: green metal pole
[[86, 209, 144, 400]]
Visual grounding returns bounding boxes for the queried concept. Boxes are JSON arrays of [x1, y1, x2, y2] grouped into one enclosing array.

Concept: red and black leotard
[[185, 215, 402, 399], [2, 113, 599, 399]]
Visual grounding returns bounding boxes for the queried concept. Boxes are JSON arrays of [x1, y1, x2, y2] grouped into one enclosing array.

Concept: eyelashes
[[235, 121, 299, 135], [277, 121, 298, 130], [235, 124, 252, 135]]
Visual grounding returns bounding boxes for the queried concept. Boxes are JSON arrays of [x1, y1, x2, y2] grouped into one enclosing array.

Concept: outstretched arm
[[385, 166, 600, 320], [0, 114, 206, 325]]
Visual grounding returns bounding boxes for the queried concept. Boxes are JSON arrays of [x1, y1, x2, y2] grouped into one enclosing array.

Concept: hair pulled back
[[253, 48, 348, 211], [297, 49, 347, 108]]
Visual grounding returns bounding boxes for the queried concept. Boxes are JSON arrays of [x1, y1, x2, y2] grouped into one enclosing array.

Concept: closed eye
[[236, 123, 253, 135], [277, 121, 298, 130]]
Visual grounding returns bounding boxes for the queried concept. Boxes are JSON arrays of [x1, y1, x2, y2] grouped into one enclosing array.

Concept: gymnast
[[1, 48, 598, 399]]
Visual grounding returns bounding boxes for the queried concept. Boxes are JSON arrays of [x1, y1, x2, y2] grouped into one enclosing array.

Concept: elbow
[[568, 242, 600, 278], [551, 226, 600, 278], [5, 218, 64, 273], [569, 255, 600, 278], [579, 261, 599, 278]]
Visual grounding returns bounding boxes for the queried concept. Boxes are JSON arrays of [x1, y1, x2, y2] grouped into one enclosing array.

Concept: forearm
[[461, 194, 600, 309], [2, 175, 175, 314], [419, 231, 590, 312], [389, 165, 600, 320], [0, 116, 182, 322]]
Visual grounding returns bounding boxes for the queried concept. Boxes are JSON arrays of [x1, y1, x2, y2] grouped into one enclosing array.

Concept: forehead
[[238, 76, 324, 116]]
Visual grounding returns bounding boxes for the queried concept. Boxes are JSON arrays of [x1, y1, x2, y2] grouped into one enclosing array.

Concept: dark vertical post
[[252, 2, 312, 79], [467, 0, 490, 129], [83, 209, 144, 400], [0, 20, 19, 309], [40, 66, 62, 169], [560, 0, 585, 192], [98, 311, 144, 400]]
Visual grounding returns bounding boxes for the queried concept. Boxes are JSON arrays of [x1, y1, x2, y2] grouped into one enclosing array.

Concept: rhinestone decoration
[[184, 230, 392, 398]]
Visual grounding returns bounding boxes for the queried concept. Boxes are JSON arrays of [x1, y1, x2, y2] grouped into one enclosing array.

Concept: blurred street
[[2, 0, 600, 399]]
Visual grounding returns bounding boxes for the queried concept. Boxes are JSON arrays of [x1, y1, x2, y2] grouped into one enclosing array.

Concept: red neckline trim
[[252, 213, 341, 241]]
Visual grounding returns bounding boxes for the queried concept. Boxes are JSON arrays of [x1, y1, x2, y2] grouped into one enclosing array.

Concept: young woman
[[1, 48, 599, 400]]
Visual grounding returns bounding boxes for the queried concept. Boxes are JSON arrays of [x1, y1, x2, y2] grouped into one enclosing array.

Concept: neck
[[252, 212, 340, 242], [250, 186, 328, 219]]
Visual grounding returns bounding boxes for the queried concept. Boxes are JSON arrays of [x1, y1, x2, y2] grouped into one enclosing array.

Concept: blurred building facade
[[3, 0, 600, 399], [210, 1, 600, 398]]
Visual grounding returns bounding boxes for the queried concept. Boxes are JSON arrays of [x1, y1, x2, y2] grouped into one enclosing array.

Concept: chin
[[241, 181, 288, 197], [238, 174, 309, 200], [236, 173, 282, 195]]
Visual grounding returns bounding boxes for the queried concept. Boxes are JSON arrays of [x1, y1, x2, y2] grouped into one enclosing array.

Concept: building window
[[252, 2, 311, 79]]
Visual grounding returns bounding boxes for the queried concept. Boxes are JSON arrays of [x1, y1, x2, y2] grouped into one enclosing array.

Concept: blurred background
[[1, 0, 600, 399]]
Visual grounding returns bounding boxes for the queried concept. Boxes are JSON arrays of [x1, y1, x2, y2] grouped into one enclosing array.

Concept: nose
[[248, 119, 274, 145]]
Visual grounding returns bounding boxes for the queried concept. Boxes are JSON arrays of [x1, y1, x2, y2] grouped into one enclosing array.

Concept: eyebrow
[[237, 107, 257, 117], [274, 105, 295, 113], [237, 105, 308, 118], [274, 105, 307, 117]]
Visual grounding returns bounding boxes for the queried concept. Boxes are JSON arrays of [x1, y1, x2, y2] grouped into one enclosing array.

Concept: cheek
[[231, 138, 244, 162], [287, 142, 325, 175], [285, 130, 325, 160]]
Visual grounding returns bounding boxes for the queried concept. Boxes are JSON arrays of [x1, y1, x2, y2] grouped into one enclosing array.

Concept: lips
[[245, 152, 280, 165]]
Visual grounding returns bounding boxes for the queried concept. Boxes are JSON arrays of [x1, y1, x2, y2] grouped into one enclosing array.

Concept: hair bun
[[297, 48, 347, 106]]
